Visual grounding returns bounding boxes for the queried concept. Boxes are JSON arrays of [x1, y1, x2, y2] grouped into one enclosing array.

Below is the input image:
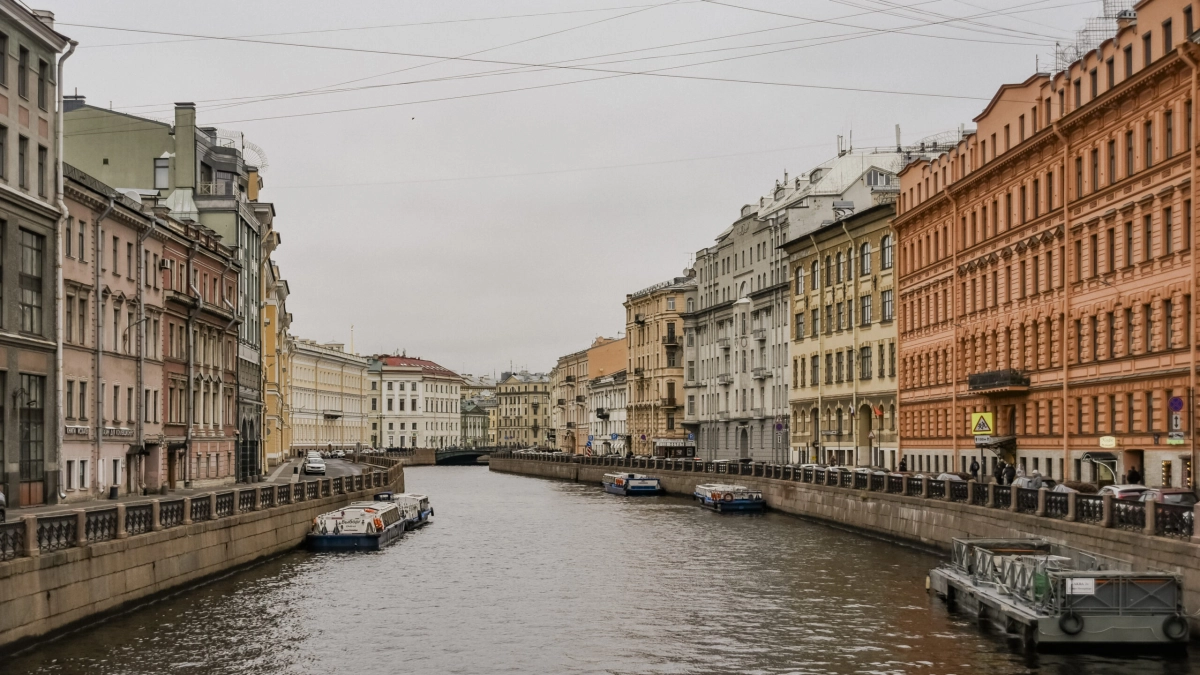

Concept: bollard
[[943, 479, 953, 502], [116, 503, 128, 539], [920, 475, 929, 498], [75, 510, 87, 547], [1065, 491, 1077, 522], [182, 497, 193, 525], [151, 500, 162, 531], [1036, 487, 1047, 517], [209, 492, 218, 519], [24, 515, 39, 557], [966, 480, 975, 504], [1144, 498, 1157, 536], [1101, 493, 1113, 528]]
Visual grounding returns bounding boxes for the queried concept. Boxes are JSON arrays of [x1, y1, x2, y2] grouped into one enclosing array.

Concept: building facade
[[686, 202, 792, 462], [159, 211, 240, 489], [367, 355, 463, 449], [261, 250, 291, 469], [551, 346, 588, 454], [0, 5, 69, 507], [587, 335, 627, 455], [60, 166, 165, 501], [895, 0, 1200, 486], [64, 99, 270, 481], [625, 277, 696, 456], [461, 398, 489, 447], [782, 203, 900, 467], [289, 339, 368, 454], [496, 371, 550, 448]]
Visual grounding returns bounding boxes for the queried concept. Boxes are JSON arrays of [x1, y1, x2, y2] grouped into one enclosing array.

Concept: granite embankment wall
[[0, 460, 404, 651], [491, 456, 1200, 618]]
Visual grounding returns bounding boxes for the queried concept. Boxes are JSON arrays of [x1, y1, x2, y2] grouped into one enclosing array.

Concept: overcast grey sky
[[53, 0, 1096, 377]]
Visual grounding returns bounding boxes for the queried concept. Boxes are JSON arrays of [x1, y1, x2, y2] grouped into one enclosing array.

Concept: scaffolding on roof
[[1055, 0, 1135, 71]]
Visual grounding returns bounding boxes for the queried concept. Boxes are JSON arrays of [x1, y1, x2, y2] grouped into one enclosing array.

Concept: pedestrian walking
[[1127, 465, 1142, 485], [898, 456, 908, 472], [1003, 463, 1016, 486], [994, 460, 1005, 485], [969, 458, 980, 482]]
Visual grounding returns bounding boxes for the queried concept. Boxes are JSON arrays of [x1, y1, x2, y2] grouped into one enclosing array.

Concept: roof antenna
[[350, 324, 355, 354], [895, 124, 901, 152]]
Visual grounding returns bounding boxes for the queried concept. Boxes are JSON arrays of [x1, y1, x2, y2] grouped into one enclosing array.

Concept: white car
[[303, 457, 326, 475]]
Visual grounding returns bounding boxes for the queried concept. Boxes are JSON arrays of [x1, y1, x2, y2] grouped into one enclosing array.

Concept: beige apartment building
[[288, 339, 369, 454], [782, 203, 900, 467], [588, 335, 628, 455], [625, 277, 697, 456], [261, 251, 291, 469], [496, 370, 551, 448]]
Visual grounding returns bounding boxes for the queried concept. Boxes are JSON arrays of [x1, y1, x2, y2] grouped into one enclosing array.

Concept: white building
[[368, 355, 465, 449], [288, 339, 369, 454], [588, 371, 628, 455]]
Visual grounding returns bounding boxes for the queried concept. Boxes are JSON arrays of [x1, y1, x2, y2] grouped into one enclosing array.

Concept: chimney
[[174, 103, 196, 190], [31, 9, 54, 29], [63, 94, 85, 113], [1117, 9, 1136, 32]]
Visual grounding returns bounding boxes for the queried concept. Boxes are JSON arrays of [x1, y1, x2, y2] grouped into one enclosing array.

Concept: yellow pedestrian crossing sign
[[971, 412, 994, 435]]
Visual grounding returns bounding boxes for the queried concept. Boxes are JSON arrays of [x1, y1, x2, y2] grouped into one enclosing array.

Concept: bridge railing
[[494, 452, 1194, 542]]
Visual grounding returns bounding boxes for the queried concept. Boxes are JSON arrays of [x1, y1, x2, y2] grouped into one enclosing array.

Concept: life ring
[[1163, 614, 1189, 641], [1059, 612, 1083, 636], [722, 493, 734, 502]]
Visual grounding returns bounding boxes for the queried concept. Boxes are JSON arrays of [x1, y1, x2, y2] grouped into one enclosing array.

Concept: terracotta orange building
[[895, 0, 1199, 488]]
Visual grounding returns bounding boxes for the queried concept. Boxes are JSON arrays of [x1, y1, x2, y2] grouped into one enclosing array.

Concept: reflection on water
[[6, 466, 1196, 674]]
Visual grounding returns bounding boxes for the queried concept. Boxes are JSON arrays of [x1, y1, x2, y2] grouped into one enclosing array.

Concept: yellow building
[[496, 371, 551, 448], [625, 276, 697, 456], [261, 245, 292, 469], [287, 339, 370, 454]]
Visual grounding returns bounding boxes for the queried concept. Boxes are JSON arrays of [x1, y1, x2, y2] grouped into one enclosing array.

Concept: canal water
[[7, 466, 1197, 674]]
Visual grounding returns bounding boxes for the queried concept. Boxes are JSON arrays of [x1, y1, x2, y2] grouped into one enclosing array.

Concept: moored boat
[[372, 491, 433, 529], [694, 483, 764, 512], [602, 473, 662, 496], [306, 500, 407, 552], [929, 538, 1189, 649]]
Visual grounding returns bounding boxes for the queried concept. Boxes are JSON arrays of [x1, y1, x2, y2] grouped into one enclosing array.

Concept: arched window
[[686, 297, 694, 312], [881, 235, 894, 269], [796, 265, 805, 292], [811, 261, 819, 290], [860, 242, 872, 275]]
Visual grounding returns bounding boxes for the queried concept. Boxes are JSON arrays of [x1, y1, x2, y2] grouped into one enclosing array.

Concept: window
[[1145, 120, 1154, 169], [36, 59, 46, 110], [1144, 214, 1153, 261], [1126, 130, 1135, 177], [65, 380, 74, 419], [1075, 156, 1083, 196], [0, 34, 7, 87], [881, 235, 893, 269], [154, 158, 169, 190], [1090, 148, 1098, 193], [795, 313, 805, 339], [19, 228, 44, 334], [666, 297, 675, 311], [1164, 207, 1174, 254], [1107, 57, 1115, 89], [860, 295, 872, 324], [881, 289, 894, 322], [65, 296, 73, 342], [19, 374, 45, 489], [859, 346, 872, 380], [1107, 139, 1116, 185], [1163, 19, 1173, 53], [860, 242, 871, 275], [1187, 6, 1194, 36], [1125, 44, 1134, 78], [1166, 110, 1174, 159], [1144, 32, 1153, 67], [16, 46, 27, 99], [17, 135, 26, 189], [1125, 221, 1134, 266]]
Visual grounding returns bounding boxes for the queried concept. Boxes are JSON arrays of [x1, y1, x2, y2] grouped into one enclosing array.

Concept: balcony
[[717, 337, 731, 350], [566, 422, 575, 429], [196, 180, 238, 197], [752, 367, 770, 380], [660, 397, 678, 409], [752, 328, 767, 341], [716, 373, 733, 385], [662, 334, 680, 349], [634, 367, 645, 378], [752, 407, 766, 419], [635, 313, 646, 324], [565, 375, 576, 383], [718, 410, 731, 421], [968, 369, 1030, 395], [557, 398, 567, 406], [596, 408, 610, 419], [575, 395, 586, 403]]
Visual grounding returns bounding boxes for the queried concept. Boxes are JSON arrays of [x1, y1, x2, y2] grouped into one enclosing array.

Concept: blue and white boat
[[694, 483, 764, 512], [602, 472, 662, 496], [372, 491, 434, 529], [306, 500, 407, 552]]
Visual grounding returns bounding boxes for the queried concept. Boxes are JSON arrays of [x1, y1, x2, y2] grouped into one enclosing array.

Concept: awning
[[1081, 451, 1117, 463]]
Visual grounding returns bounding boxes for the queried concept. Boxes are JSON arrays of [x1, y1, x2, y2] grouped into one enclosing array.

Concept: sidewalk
[[5, 458, 366, 519]]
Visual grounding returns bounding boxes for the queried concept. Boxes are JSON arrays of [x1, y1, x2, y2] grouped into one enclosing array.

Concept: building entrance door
[[1121, 449, 1144, 484], [738, 428, 749, 458]]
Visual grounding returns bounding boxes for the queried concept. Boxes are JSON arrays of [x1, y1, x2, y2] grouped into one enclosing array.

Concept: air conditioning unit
[[159, 259, 171, 270]]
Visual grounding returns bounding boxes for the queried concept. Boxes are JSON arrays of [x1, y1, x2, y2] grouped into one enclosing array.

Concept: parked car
[[1098, 484, 1152, 501], [1138, 488, 1198, 507], [303, 457, 326, 475]]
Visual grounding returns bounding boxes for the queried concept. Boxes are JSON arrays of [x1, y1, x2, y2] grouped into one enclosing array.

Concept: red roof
[[375, 355, 461, 379]]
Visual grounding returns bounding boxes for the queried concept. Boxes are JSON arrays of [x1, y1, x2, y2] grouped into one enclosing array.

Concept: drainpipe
[[54, 39, 77, 501], [809, 233, 824, 464], [1182, 46, 1200, 489], [186, 239, 203, 487], [136, 213, 156, 493], [93, 198, 114, 494], [1053, 121, 1071, 484], [842, 221, 861, 466]]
